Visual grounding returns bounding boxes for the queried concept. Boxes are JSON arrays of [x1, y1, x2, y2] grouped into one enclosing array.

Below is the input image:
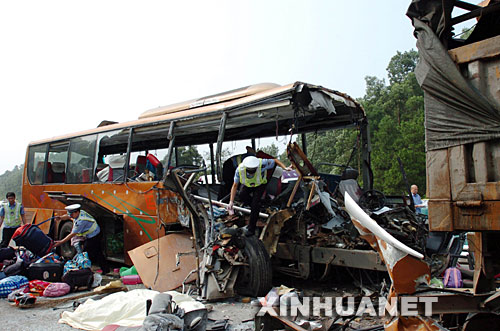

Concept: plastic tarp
[[408, 15, 500, 151]]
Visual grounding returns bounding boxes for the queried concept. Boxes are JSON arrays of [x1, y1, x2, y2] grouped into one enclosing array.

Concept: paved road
[[0, 293, 88, 331]]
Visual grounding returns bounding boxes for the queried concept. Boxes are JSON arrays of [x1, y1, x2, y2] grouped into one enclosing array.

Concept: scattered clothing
[[0, 275, 29, 298]]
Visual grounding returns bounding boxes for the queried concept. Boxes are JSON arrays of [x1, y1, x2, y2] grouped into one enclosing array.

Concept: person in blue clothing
[[228, 156, 292, 236], [218, 146, 256, 200], [54, 204, 110, 274], [0, 192, 26, 248], [411, 184, 425, 214]]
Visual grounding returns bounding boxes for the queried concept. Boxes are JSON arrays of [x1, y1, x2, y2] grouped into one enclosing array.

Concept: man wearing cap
[[0, 192, 26, 248], [228, 156, 291, 236], [54, 204, 110, 274]]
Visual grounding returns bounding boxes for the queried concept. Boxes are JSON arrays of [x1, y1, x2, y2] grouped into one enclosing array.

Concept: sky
[[0, 1, 419, 175]]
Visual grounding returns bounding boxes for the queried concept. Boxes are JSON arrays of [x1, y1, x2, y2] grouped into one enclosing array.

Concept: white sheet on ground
[[59, 289, 158, 330], [58, 289, 206, 331]]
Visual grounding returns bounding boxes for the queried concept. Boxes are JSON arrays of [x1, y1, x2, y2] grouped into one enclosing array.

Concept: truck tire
[[235, 236, 272, 297], [59, 221, 76, 259]]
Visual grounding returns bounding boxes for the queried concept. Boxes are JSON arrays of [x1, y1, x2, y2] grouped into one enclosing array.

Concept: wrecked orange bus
[[22, 83, 296, 264], [22, 81, 452, 299]]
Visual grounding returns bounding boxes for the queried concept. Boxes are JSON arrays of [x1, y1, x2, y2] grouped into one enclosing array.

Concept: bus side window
[[47, 142, 69, 184], [27, 144, 48, 185], [68, 135, 97, 184]]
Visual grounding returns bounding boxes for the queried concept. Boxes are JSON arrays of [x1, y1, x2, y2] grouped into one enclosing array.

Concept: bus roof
[[29, 82, 365, 146], [138, 83, 280, 119]]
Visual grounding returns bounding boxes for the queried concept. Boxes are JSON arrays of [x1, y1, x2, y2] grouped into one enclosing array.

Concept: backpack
[[3, 259, 27, 277], [63, 252, 91, 274], [443, 267, 463, 288], [0, 247, 15, 261], [3, 249, 35, 277]]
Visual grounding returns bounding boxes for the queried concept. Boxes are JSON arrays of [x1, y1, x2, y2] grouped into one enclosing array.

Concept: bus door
[[46, 192, 124, 262]]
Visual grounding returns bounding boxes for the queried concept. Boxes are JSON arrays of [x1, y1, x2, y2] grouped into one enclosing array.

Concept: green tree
[[0, 164, 24, 200], [386, 50, 419, 85], [259, 143, 279, 158], [301, 129, 358, 174], [177, 146, 204, 166], [459, 26, 475, 40], [294, 49, 425, 196], [360, 49, 425, 195]]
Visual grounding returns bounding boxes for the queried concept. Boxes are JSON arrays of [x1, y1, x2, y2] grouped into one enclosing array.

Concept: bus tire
[[58, 221, 76, 259], [235, 236, 272, 297]]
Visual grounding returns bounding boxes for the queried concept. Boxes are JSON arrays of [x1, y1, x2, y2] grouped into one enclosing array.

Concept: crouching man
[[54, 204, 110, 274], [228, 156, 291, 236]]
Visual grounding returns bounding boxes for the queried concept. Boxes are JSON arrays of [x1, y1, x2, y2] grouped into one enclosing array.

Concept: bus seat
[[135, 155, 147, 175], [46, 162, 54, 183], [256, 151, 274, 160], [81, 168, 91, 183], [35, 161, 45, 183], [107, 155, 126, 181], [50, 162, 66, 183], [96, 163, 106, 173], [108, 167, 124, 181], [97, 166, 109, 182], [146, 153, 161, 167], [338, 168, 363, 202], [146, 153, 163, 180], [265, 166, 283, 199], [319, 173, 341, 193]]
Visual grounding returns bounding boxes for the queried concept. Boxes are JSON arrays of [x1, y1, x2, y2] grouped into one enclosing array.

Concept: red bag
[[28, 280, 51, 295]]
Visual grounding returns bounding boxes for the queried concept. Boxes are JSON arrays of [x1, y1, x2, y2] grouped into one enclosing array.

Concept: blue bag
[[63, 252, 92, 274], [0, 275, 29, 298]]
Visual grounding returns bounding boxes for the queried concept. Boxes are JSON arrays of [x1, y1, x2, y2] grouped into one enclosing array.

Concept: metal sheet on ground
[[128, 233, 197, 292]]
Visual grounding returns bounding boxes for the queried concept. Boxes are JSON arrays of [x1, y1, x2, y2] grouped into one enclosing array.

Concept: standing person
[[53, 204, 110, 274], [228, 156, 291, 236], [411, 184, 425, 213], [0, 192, 26, 248]]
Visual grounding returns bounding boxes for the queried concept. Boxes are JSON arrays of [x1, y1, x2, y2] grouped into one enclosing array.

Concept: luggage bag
[[27, 262, 64, 282], [12, 223, 54, 257], [62, 268, 94, 292]]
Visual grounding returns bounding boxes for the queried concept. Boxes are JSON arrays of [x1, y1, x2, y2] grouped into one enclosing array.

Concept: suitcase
[[12, 224, 54, 257], [62, 268, 94, 292], [27, 262, 64, 282]]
